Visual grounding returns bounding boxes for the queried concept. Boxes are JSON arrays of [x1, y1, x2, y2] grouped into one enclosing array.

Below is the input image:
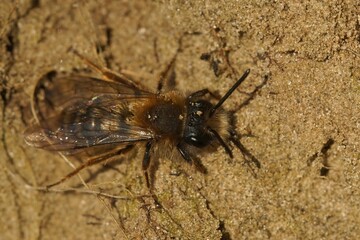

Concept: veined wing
[[24, 124, 153, 151], [33, 72, 154, 122], [25, 72, 155, 152], [25, 98, 154, 151]]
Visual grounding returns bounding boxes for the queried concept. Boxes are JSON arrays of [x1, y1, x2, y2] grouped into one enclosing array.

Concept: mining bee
[[24, 50, 259, 189]]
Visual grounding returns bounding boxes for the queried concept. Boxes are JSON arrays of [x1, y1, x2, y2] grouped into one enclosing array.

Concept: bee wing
[[24, 121, 153, 151], [25, 73, 155, 153], [33, 72, 154, 121], [25, 99, 154, 151]]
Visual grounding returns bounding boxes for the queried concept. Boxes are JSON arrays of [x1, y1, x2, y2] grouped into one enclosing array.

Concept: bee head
[[183, 69, 250, 148], [183, 99, 213, 147]]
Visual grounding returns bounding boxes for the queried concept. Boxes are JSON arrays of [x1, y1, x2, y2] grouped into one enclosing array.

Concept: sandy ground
[[0, 0, 359, 239]]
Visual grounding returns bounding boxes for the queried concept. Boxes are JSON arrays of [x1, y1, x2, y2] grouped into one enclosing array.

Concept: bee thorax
[[146, 102, 183, 135]]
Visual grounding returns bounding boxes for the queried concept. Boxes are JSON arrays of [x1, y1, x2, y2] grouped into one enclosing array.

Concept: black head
[[183, 99, 213, 147], [182, 69, 250, 148]]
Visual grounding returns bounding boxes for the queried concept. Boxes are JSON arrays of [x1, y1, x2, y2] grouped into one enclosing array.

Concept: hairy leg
[[46, 145, 134, 188]]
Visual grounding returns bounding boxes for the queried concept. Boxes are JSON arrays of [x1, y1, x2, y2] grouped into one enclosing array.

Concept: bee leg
[[156, 32, 183, 93], [156, 54, 176, 93], [142, 141, 153, 190], [70, 48, 149, 89], [188, 89, 219, 100], [141, 141, 163, 209], [229, 130, 261, 168], [177, 142, 207, 174], [46, 145, 134, 188], [207, 128, 233, 158], [156, 32, 200, 93]]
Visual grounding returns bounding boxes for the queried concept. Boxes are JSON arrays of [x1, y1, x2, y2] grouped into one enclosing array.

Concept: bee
[[24, 50, 258, 189]]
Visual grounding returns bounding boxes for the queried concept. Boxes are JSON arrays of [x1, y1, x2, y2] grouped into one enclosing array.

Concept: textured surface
[[1, 0, 359, 239]]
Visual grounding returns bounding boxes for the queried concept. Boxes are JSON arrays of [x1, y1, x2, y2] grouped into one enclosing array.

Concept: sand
[[0, 0, 359, 239]]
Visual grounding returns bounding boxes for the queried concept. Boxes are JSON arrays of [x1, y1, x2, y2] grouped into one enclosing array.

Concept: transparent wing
[[24, 123, 153, 151], [25, 72, 155, 153], [32, 71, 154, 121]]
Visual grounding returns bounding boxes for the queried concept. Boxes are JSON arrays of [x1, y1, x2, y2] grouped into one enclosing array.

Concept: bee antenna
[[209, 69, 250, 117]]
